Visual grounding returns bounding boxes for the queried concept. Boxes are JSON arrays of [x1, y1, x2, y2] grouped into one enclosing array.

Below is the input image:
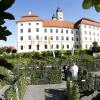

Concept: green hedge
[[12, 60, 62, 85], [2, 50, 93, 60]]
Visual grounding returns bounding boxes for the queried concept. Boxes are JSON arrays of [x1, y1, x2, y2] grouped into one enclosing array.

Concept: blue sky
[[0, 0, 100, 48]]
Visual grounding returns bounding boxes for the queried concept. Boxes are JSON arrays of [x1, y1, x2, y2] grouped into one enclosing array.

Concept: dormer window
[[20, 23, 23, 26], [36, 23, 39, 25], [28, 23, 31, 25]]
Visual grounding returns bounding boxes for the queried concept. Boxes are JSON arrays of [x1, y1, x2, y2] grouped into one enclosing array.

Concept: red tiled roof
[[77, 18, 100, 27], [17, 15, 41, 22], [17, 14, 100, 28], [43, 20, 75, 28]]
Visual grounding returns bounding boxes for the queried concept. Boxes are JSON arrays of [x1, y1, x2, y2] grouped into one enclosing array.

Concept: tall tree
[[82, 0, 100, 12], [0, 0, 15, 80]]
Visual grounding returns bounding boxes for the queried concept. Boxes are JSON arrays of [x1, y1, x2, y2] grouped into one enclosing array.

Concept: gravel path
[[23, 80, 99, 100], [23, 81, 67, 100]]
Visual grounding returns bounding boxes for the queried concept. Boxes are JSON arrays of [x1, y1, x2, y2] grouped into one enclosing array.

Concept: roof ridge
[[82, 18, 100, 24]]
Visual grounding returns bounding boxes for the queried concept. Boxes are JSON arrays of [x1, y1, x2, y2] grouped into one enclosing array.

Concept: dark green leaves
[[0, 0, 15, 12], [95, 0, 100, 12], [0, 58, 13, 70], [0, 74, 6, 80], [0, 0, 15, 41], [82, 0, 92, 9], [0, 12, 15, 20], [0, 26, 12, 41], [82, 0, 100, 12]]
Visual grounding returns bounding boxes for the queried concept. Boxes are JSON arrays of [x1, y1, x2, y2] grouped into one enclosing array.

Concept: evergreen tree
[[0, 0, 15, 41], [72, 83, 80, 100], [0, 0, 15, 80], [67, 78, 80, 100]]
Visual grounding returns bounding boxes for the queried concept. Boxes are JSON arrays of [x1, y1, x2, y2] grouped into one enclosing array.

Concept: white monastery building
[[16, 7, 100, 53]]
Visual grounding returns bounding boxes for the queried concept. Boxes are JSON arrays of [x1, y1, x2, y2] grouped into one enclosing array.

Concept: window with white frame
[[56, 36, 59, 40], [44, 45, 47, 49], [66, 30, 68, 34], [20, 36, 23, 41], [72, 37, 74, 41], [50, 29, 53, 33], [61, 36, 64, 40], [56, 44, 59, 49], [85, 37, 87, 40], [71, 30, 73, 34], [36, 28, 39, 32], [56, 29, 58, 33], [44, 29, 47, 33], [28, 28, 31, 33], [66, 37, 69, 41], [76, 31, 78, 35], [36, 35, 39, 40], [89, 32, 91, 35], [76, 38, 78, 41], [44, 36, 47, 40], [28, 36, 31, 40], [67, 45, 69, 49], [61, 29, 63, 33], [20, 45, 23, 50], [20, 29, 23, 33], [29, 45, 31, 49]]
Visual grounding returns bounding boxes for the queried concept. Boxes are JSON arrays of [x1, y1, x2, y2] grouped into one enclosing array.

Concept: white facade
[[17, 8, 100, 53], [79, 24, 100, 49]]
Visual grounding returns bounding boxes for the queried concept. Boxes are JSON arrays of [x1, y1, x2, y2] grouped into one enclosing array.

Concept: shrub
[[7, 88, 17, 100], [46, 66, 61, 84], [66, 50, 71, 55], [41, 51, 53, 58], [95, 54, 100, 59], [80, 55, 94, 62], [55, 50, 62, 57]]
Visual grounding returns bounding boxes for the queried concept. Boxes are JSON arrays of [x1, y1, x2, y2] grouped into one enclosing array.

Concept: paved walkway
[[23, 81, 67, 100], [23, 81, 99, 100]]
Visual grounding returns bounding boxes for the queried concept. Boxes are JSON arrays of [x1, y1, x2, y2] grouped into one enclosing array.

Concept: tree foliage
[[92, 42, 100, 53], [82, 0, 100, 12], [0, 0, 15, 84], [67, 78, 80, 100], [78, 68, 94, 98], [0, 0, 15, 41]]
